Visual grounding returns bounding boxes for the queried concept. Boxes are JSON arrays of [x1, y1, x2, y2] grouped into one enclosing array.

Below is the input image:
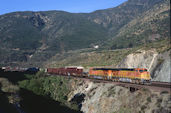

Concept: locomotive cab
[[137, 68, 151, 83]]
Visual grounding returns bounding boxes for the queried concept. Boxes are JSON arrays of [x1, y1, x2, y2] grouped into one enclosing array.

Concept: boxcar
[[47, 67, 83, 76]]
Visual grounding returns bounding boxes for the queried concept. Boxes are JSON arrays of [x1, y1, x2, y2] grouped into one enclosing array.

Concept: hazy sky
[[0, 0, 127, 15]]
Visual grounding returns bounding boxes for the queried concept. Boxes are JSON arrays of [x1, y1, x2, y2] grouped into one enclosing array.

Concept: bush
[[0, 78, 19, 93], [160, 91, 169, 94], [141, 105, 147, 111], [147, 97, 152, 102], [19, 79, 44, 95], [18, 75, 79, 110], [35, 70, 46, 77]]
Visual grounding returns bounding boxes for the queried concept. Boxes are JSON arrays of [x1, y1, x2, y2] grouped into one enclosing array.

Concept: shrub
[[18, 75, 79, 110], [157, 98, 162, 103], [160, 91, 169, 95], [141, 105, 147, 111], [0, 78, 19, 93], [147, 97, 152, 102]]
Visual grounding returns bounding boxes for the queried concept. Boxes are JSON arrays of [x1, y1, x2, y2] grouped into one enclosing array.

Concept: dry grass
[[0, 78, 19, 93]]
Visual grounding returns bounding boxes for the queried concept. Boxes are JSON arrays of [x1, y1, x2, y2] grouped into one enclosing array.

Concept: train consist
[[46, 67, 151, 84], [0, 66, 151, 84]]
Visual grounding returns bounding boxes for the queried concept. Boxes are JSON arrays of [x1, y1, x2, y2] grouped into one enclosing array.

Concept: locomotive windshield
[[139, 70, 144, 72], [139, 69, 148, 73]]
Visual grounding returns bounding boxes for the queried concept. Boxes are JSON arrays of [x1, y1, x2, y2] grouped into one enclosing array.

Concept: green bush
[[147, 97, 152, 102], [141, 105, 147, 111], [18, 75, 79, 110], [160, 91, 169, 94]]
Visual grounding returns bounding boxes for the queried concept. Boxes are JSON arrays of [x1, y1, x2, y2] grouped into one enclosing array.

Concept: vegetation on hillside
[[0, 0, 169, 67], [48, 49, 131, 68], [18, 71, 80, 110], [106, 0, 170, 49], [47, 39, 170, 68]]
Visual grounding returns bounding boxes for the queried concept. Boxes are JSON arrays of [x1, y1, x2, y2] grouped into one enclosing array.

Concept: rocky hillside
[[15, 71, 171, 113], [0, 0, 170, 66], [105, 0, 170, 49], [68, 79, 171, 113], [86, 0, 165, 35], [118, 49, 170, 82]]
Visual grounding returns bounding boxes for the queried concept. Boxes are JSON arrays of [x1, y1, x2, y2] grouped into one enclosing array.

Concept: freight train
[[46, 67, 151, 84]]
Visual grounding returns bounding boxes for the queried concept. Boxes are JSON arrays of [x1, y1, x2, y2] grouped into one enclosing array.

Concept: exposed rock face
[[117, 49, 170, 82], [117, 49, 158, 69], [152, 51, 171, 82], [68, 79, 171, 113]]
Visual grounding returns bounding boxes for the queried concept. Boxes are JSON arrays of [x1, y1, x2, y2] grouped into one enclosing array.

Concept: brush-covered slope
[[106, 0, 170, 49], [0, 11, 108, 66], [0, 0, 170, 66], [86, 0, 165, 34], [0, 11, 108, 51]]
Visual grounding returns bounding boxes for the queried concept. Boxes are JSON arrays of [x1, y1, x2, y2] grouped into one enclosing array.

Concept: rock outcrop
[[117, 49, 170, 82], [68, 79, 171, 113]]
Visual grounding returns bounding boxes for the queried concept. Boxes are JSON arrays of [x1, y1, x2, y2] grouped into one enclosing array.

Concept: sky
[[0, 0, 127, 15]]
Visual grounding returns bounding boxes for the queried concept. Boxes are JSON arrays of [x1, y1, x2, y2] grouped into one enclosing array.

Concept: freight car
[[47, 67, 83, 76], [46, 67, 151, 84], [26, 67, 39, 74], [89, 68, 151, 84]]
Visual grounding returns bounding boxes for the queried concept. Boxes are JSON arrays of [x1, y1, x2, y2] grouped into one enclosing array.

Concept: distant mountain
[[0, 11, 108, 66], [105, 0, 170, 49], [0, 11, 108, 51], [0, 0, 170, 66]]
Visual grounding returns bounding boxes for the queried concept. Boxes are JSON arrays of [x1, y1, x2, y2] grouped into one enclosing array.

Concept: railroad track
[[48, 74, 171, 92], [151, 81, 171, 88], [72, 76, 171, 92]]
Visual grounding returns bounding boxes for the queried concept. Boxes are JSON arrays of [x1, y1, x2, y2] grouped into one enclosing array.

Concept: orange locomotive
[[89, 68, 151, 84]]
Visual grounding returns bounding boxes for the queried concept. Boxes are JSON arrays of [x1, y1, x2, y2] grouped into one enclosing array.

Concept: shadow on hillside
[[0, 71, 31, 84], [0, 89, 19, 113], [20, 89, 82, 113], [0, 70, 82, 113]]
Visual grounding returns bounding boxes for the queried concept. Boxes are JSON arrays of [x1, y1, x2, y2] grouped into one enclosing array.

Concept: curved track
[[151, 81, 171, 88], [47, 73, 171, 92], [63, 75, 171, 92]]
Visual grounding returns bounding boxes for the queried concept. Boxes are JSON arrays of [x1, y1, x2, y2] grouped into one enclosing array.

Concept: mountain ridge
[[0, 0, 170, 67]]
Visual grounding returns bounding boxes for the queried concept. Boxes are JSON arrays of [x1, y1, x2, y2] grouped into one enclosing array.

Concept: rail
[[49, 74, 171, 92]]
